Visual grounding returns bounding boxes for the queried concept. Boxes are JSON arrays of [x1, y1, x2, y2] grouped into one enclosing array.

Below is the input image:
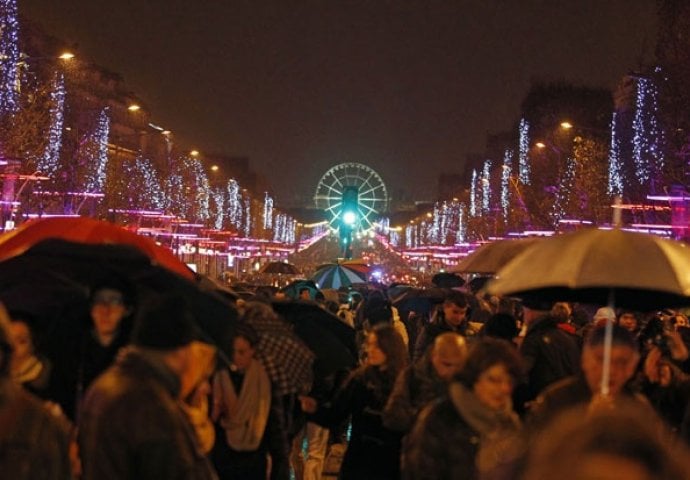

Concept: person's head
[[314, 291, 325, 304], [0, 304, 14, 378], [364, 323, 408, 373], [231, 324, 259, 371], [430, 332, 467, 381], [593, 306, 616, 326], [582, 324, 639, 396], [521, 401, 690, 480], [89, 278, 135, 343], [8, 313, 37, 366], [442, 291, 469, 327], [131, 296, 198, 377], [457, 338, 523, 411], [299, 287, 311, 300], [482, 313, 519, 341], [551, 302, 572, 324], [520, 297, 554, 326], [618, 310, 640, 332]]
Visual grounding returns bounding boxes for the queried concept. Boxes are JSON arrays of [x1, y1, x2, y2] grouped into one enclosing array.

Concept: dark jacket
[[311, 366, 402, 480], [383, 353, 448, 433], [403, 383, 521, 480], [0, 380, 73, 480], [78, 348, 217, 480], [519, 315, 581, 403]]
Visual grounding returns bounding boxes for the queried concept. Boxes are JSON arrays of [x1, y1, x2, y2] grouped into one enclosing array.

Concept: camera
[[638, 312, 675, 356]]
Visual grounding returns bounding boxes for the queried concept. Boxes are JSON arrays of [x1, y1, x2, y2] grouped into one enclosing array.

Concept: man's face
[[443, 302, 468, 327], [90, 288, 128, 339], [299, 290, 311, 300], [618, 313, 638, 332], [431, 348, 465, 380], [582, 344, 639, 396]]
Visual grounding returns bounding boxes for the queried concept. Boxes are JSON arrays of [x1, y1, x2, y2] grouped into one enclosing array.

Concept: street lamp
[[58, 52, 75, 61], [560, 121, 574, 130], [127, 104, 141, 112], [190, 150, 200, 157]]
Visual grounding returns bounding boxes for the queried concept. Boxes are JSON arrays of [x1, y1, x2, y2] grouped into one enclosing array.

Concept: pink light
[[646, 195, 689, 202]]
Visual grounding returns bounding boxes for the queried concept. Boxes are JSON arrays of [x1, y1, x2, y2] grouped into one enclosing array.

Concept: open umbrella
[[312, 263, 368, 289], [431, 272, 465, 288], [243, 304, 315, 396], [0, 216, 193, 280], [280, 279, 320, 300], [259, 261, 300, 275], [0, 239, 238, 349], [451, 237, 541, 274], [485, 228, 690, 311], [271, 301, 357, 376], [485, 228, 690, 397]]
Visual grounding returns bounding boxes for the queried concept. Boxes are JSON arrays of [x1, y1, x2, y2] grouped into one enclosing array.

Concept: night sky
[[19, 0, 658, 206]]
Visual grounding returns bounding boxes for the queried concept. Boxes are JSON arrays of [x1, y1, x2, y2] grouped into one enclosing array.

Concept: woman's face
[[232, 336, 255, 371], [365, 332, 387, 367], [473, 363, 514, 411], [10, 321, 33, 364]]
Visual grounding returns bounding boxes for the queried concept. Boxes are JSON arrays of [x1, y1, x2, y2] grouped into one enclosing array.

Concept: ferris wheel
[[314, 162, 389, 232]]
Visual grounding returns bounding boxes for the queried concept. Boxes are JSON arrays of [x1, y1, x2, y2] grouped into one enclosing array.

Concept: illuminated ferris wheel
[[314, 162, 389, 232]]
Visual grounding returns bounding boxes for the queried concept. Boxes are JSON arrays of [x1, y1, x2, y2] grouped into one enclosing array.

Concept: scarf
[[212, 359, 271, 451], [449, 382, 521, 474]]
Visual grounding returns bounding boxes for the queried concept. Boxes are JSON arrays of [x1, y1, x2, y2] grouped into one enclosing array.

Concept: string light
[[608, 112, 624, 196], [263, 192, 273, 230], [83, 108, 110, 193], [552, 154, 576, 224], [131, 155, 164, 210], [469, 168, 478, 217], [243, 192, 251, 237], [632, 76, 665, 186], [226, 179, 241, 229], [501, 149, 513, 218], [518, 118, 531, 184], [212, 188, 224, 230], [38, 73, 65, 178], [482, 160, 491, 214], [0, 0, 20, 115]]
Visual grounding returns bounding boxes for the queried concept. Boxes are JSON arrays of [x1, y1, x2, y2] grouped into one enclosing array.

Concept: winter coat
[[0, 380, 73, 480], [310, 366, 402, 479], [78, 347, 217, 480], [403, 383, 521, 480], [383, 353, 448, 433], [519, 314, 581, 403]]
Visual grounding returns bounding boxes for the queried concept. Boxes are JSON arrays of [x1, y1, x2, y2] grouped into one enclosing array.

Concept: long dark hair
[[362, 323, 408, 402]]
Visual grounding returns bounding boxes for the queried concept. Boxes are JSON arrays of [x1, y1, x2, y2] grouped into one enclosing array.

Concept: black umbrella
[[0, 239, 238, 350], [271, 301, 357, 376], [431, 272, 465, 288], [259, 261, 301, 275]]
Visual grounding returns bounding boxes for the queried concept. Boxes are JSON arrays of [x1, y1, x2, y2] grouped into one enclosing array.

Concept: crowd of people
[[3, 275, 690, 479]]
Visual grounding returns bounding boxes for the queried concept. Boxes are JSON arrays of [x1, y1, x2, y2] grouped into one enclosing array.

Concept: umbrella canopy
[[312, 264, 368, 289], [259, 261, 300, 275], [272, 301, 357, 376], [486, 228, 690, 311], [243, 303, 315, 396], [431, 272, 465, 288], [0, 216, 193, 280], [280, 279, 320, 300], [451, 238, 541, 274], [0, 239, 238, 349]]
